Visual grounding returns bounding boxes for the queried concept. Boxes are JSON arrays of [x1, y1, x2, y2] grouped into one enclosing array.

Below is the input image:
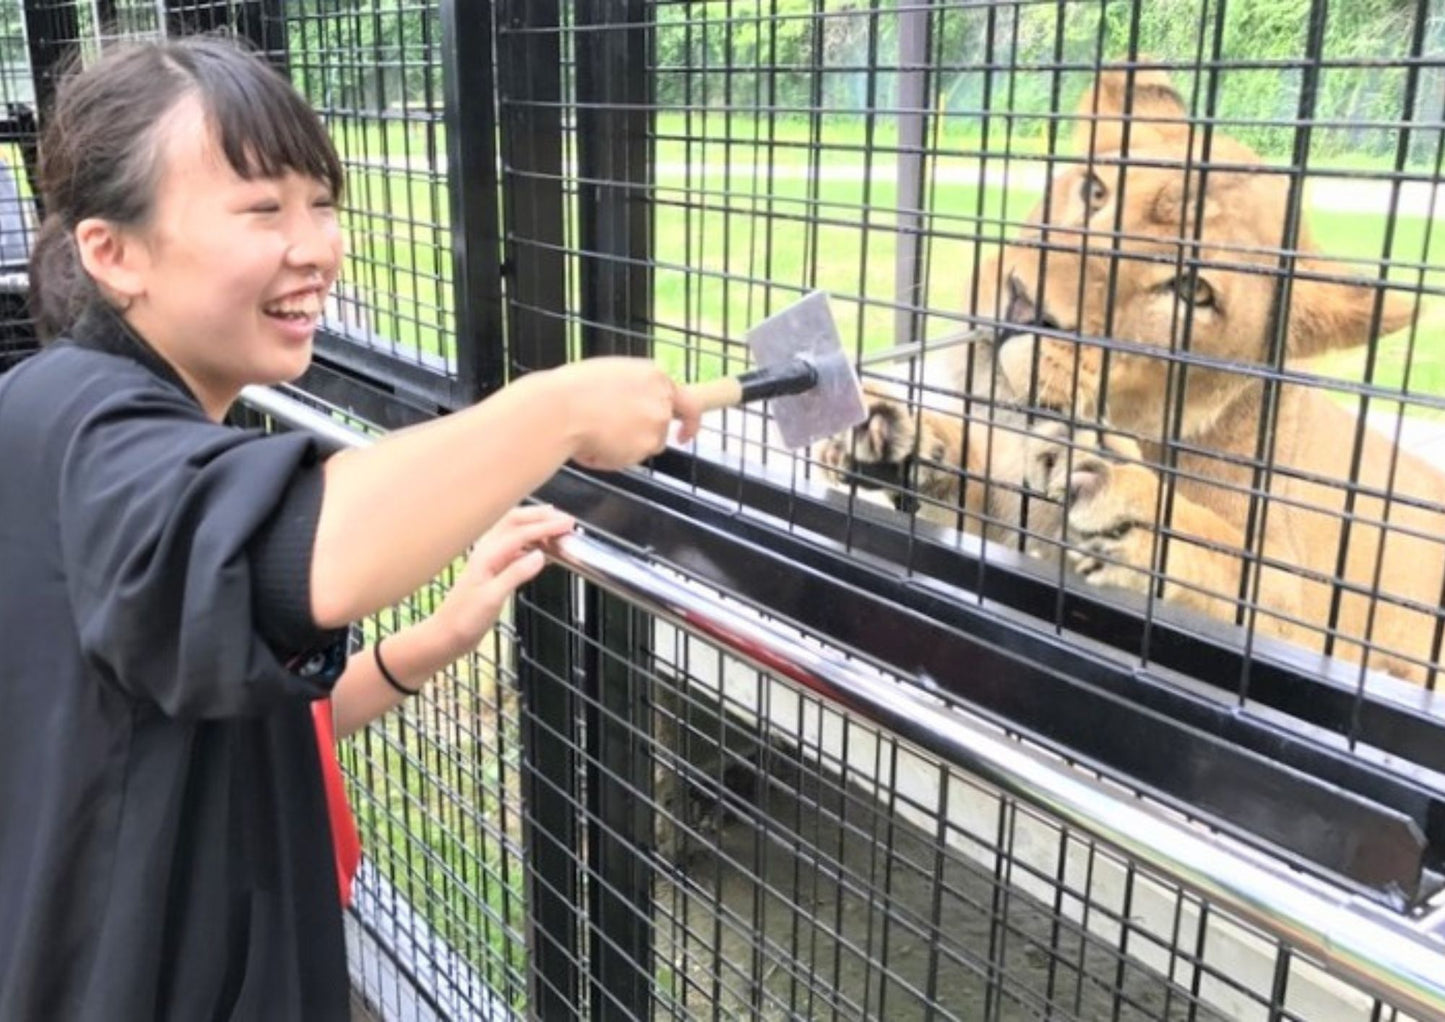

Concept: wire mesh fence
[[485, 1, 1445, 1014], [246, 380, 1445, 1020], [531, 572, 1436, 1022], [494, 0, 1445, 884], [245, 379, 1445, 1020], [285, 0, 456, 374], [9, 0, 473, 405], [236, 386, 533, 1021]]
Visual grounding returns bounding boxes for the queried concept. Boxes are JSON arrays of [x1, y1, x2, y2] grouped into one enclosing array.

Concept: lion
[[818, 69, 1444, 685]]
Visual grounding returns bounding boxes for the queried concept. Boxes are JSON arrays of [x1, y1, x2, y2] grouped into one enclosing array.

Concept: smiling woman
[[71, 94, 343, 418], [0, 33, 702, 1022]]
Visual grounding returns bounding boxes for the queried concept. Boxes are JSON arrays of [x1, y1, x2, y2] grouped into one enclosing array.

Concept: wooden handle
[[683, 376, 743, 413]]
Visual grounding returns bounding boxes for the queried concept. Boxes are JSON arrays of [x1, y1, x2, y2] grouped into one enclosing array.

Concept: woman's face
[[118, 95, 343, 418]]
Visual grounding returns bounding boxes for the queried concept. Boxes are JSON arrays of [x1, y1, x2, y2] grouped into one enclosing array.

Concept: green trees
[[652, 0, 1441, 162]]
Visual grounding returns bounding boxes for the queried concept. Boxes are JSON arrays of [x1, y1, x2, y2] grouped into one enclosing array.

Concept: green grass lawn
[[323, 110, 1436, 177], [343, 149, 1443, 410], [14, 112, 1430, 402]]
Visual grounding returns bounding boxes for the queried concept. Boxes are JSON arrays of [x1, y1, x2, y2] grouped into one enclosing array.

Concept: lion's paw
[[814, 386, 955, 514], [1026, 420, 1159, 591]]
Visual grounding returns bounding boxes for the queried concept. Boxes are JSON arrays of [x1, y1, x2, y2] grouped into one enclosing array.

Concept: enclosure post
[[573, 3, 657, 1018], [17, 0, 77, 219], [161, 0, 285, 63], [495, 0, 583, 1017], [514, 568, 583, 1022], [440, 0, 506, 400], [581, 584, 656, 1020], [893, 0, 933, 346], [575, 0, 653, 358], [19, 0, 76, 122], [496, 0, 568, 375]]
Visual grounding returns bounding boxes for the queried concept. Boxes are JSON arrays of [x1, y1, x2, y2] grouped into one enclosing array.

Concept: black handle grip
[[735, 357, 819, 403]]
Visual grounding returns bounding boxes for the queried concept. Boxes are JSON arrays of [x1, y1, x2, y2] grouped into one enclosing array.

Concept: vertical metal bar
[[575, 0, 652, 358], [802, 0, 823, 291], [159, 0, 285, 72], [851, 0, 880, 395], [892, 0, 930, 346], [719, 0, 735, 359], [440, 0, 505, 400], [496, 1, 578, 1016], [581, 585, 654, 1021], [237, 0, 287, 67], [496, 0, 567, 374], [19, 0, 80, 223], [515, 568, 582, 1021], [573, 7, 656, 1018], [1237, 0, 1330, 702], [94, 0, 117, 31], [21, 0, 77, 119]]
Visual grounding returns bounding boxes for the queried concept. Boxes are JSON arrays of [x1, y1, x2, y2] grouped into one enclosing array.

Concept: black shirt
[[0, 309, 352, 1020]]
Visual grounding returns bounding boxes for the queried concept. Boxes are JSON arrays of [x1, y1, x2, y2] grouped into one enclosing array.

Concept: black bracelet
[[374, 636, 421, 697]]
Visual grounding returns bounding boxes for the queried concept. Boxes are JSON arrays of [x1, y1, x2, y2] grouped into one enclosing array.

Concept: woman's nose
[[285, 210, 341, 274]]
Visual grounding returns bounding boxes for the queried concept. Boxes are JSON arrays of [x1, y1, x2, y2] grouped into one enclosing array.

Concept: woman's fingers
[[487, 548, 548, 595], [477, 508, 574, 573]]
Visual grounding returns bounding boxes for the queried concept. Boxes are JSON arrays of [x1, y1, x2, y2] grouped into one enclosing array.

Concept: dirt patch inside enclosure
[[651, 750, 1225, 1022]]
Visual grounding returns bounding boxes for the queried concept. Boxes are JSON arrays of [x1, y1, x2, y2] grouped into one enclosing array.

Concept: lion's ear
[[1289, 262, 1418, 357], [1074, 67, 1189, 155]]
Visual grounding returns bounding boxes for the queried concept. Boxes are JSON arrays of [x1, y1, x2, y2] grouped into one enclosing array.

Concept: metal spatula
[[682, 291, 868, 450]]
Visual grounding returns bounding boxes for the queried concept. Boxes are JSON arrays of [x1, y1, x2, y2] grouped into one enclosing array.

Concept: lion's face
[[973, 74, 1413, 440]]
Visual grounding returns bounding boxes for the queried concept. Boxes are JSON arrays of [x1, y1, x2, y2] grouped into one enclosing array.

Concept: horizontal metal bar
[[240, 384, 1445, 1019], [309, 328, 465, 411], [239, 383, 370, 451]]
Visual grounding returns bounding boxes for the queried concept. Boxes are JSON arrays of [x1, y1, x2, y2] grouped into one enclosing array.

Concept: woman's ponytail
[[28, 215, 95, 342]]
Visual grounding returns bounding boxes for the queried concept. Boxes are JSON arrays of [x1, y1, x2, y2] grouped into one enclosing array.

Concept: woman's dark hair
[[30, 34, 345, 340]]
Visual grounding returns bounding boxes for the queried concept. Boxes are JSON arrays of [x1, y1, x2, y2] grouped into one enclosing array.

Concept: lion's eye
[[1081, 172, 1108, 209], [1165, 273, 1216, 308]]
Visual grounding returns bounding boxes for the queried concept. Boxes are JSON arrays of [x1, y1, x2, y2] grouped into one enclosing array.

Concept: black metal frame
[[162, 0, 279, 52], [492, 1, 589, 1015], [439, 0, 504, 402], [287, 0, 503, 421], [572, 7, 658, 1019], [481, 0, 1445, 924], [466, 0, 1445, 930]]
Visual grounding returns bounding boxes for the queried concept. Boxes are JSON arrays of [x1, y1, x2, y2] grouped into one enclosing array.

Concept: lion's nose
[[1005, 275, 1037, 327], [998, 275, 1060, 339]]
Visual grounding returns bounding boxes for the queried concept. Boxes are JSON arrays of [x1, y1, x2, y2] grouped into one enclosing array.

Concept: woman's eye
[[1165, 273, 1216, 308], [247, 202, 281, 215]]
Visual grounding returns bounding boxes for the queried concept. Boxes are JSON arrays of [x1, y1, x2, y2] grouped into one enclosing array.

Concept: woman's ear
[[74, 218, 146, 305]]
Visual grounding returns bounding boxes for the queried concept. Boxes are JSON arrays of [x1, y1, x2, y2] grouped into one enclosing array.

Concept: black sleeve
[[59, 381, 350, 718]]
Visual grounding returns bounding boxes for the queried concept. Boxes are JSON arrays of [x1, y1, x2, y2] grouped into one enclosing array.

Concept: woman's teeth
[[264, 293, 322, 318]]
